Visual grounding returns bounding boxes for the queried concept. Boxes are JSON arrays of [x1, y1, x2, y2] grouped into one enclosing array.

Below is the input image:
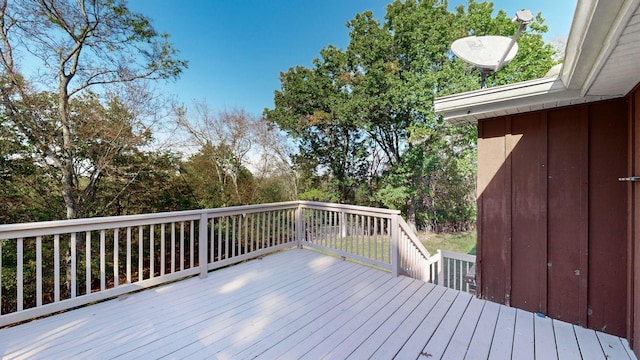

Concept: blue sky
[[128, 0, 577, 117]]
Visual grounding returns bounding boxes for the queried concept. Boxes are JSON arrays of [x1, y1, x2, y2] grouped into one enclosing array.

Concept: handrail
[[398, 217, 431, 259], [397, 217, 432, 281], [298, 201, 401, 216], [0, 201, 300, 239]]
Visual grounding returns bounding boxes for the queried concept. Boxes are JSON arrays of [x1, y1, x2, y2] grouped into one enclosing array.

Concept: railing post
[[391, 214, 399, 277], [199, 212, 208, 279], [437, 250, 444, 286], [296, 203, 303, 248]]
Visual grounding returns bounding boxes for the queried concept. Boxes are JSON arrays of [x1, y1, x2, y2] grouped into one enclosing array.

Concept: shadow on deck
[[0, 248, 635, 360]]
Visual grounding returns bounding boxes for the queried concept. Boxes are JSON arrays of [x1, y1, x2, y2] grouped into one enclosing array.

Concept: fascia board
[[435, 77, 577, 123]]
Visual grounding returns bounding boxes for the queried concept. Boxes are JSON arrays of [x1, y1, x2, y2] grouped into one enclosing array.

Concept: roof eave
[[435, 77, 581, 125], [435, 0, 638, 125]]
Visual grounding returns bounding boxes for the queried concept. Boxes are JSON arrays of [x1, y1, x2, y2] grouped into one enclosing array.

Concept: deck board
[[422, 291, 473, 358], [0, 248, 635, 360], [441, 296, 485, 360], [466, 299, 501, 359], [512, 309, 535, 360], [553, 320, 582, 360], [534, 314, 558, 360], [488, 305, 516, 360]]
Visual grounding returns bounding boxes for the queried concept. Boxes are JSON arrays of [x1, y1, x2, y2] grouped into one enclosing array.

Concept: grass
[[418, 230, 477, 256]]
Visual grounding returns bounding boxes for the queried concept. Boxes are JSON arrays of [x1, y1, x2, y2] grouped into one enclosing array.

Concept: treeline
[[0, 0, 557, 233]]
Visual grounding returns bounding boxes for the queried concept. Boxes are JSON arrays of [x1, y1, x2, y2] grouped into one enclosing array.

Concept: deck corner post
[[199, 212, 208, 279], [437, 250, 444, 286], [391, 214, 400, 277]]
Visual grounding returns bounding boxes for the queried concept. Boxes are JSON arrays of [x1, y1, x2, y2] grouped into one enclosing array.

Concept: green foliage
[[265, 46, 371, 203], [266, 0, 557, 231]]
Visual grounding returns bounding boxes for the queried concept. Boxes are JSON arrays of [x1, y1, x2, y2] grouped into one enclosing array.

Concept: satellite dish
[[450, 9, 533, 88], [451, 36, 519, 71]]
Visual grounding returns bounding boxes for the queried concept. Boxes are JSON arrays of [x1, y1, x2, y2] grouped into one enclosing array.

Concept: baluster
[[126, 227, 132, 283], [224, 216, 231, 259], [237, 216, 242, 256], [113, 229, 119, 287], [273, 211, 277, 246], [329, 211, 333, 247], [374, 218, 378, 262], [71, 232, 77, 297], [36, 236, 42, 307], [86, 232, 91, 294], [17, 238, 23, 311], [138, 227, 143, 281], [241, 215, 249, 254], [277, 210, 280, 246], [261, 212, 266, 249], [180, 222, 185, 271], [267, 212, 271, 248], [321, 210, 326, 247], [250, 214, 255, 252], [171, 223, 176, 273], [217, 218, 222, 261], [100, 230, 105, 291], [231, 216, 236, 258], [309, 210, 314, 244], [150, 225, 154, 278], [161, 224, 166, 276], [209, 217, 216, 262], [356, 215, 361, 256], [387, 219, 392, 263], [367, 216, 371, 259], [190, 220, 195, 268], [292, 209, 296, 244]]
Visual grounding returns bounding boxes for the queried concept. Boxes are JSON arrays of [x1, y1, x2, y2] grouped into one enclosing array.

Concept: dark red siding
[[477, 99, 628, 337], [477, 119, 510, 304], [510, 113, 547, 312], [588, 101, 628, 334], [630, 88, 640, 351]]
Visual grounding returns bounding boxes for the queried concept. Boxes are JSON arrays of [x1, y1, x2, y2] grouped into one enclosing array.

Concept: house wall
[[477, 98, 628, 337], [629, 86, 640, 351]]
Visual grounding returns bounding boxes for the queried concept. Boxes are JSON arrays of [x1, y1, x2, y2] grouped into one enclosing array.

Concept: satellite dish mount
[[451, 9, 534, 89]]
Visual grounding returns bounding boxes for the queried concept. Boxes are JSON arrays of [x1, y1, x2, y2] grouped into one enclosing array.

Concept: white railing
[[0, 200, 475, 327], [427, 249, 476, 293], [0, 201, 299, 327], [398, 217, 432, 282], [298, 202, 399, 273]]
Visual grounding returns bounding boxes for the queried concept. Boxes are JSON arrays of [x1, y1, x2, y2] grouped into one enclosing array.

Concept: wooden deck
[[0, 248, 635, 360]]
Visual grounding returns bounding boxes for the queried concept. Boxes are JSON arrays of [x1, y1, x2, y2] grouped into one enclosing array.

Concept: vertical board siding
[[510, 113, 547, 313], [477, 118, 511, 303], [547, 106, 584, 325], [477, 98, 628, 337], [632, 88, 640, 352], [588, 100, 628, 337]]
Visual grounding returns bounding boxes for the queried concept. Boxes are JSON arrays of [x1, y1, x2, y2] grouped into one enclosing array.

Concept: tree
[[252, 118, 299, 203], [266, 0, 557, 230], [0, 0, 186, 219], [265, 46, 372, 203], [178, 105, 259, 207], [0, 114, 63, 222]]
